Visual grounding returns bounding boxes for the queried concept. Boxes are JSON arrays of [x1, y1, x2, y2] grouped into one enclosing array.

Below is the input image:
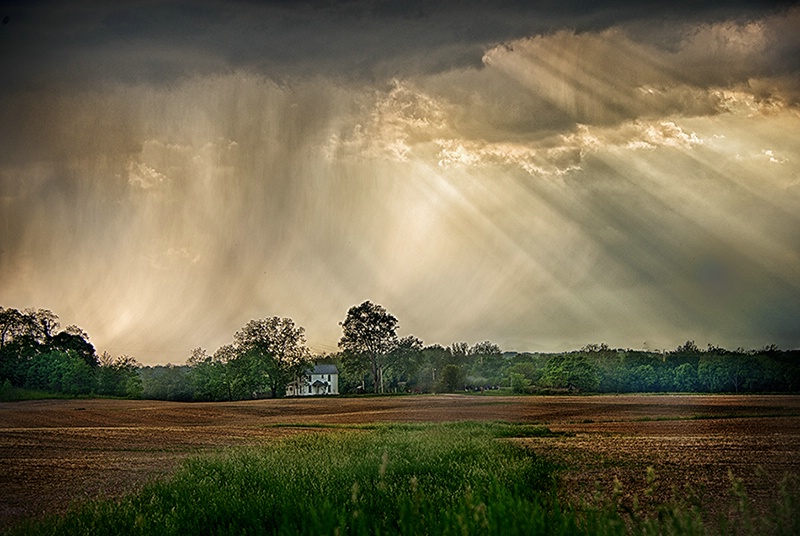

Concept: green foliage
[[97, 354, 142, 398], [332, 341, 800, 396], [0, 307, 105, 397], [673, 362, 699, 392], [508, 363, 539, 389], [466, 345, 507, 389], [24, 351, 95, 395], [233, 317, 312, 398], [338, 301, 399, 394], [382, 335, 424, 391], [3, 304, 800, 400], [439, 363, 465, 392], [140, 365, 194, 401], [184, 317, 313, 401], [0, 379, 62, 401], [187, 349, 230, 401], [588, 346, 800, 394], [509, 371, 532, 393], [630, 364, 658, 392], [48, 330, 98, 368], [0, 383, 77, 401], [540, 355, 600, 392]]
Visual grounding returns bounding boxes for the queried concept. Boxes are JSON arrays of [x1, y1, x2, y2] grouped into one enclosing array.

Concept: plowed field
[[1, 394, 799, 529]]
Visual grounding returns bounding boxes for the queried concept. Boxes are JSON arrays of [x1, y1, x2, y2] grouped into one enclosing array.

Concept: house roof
[[313, 364, 338, 375]]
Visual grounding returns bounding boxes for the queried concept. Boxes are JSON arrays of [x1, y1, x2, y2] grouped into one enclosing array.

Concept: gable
[[312, 364, 338, 375]]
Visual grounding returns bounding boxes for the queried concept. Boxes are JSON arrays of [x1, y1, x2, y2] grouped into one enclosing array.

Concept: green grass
[[5, 422, 798, 535], [262, 421, 563, 437]]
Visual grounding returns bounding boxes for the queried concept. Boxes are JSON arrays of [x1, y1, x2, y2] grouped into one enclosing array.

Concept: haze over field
[[1, 1, 799, 364]]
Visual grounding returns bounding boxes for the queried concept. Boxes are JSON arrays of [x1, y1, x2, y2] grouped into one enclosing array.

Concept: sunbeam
[[1, 3, 798, 362]]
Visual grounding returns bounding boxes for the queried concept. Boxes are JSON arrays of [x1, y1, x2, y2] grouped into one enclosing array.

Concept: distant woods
[[182, 317, 312, 401], [2, 303, 799, 401], [0, 306, 141, 399]]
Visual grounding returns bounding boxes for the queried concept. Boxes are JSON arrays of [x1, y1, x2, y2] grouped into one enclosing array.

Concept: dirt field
[[1, 394, 799, 529]]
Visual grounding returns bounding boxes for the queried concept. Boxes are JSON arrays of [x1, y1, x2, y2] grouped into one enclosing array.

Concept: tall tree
[[540, 355, 599, 392], [0, 307, 26, 349], [383, 335, 424, 390], [233, 317, 311, 398], [470, 341, 503, 379], [440, 364, 465, 392], [97, 352, 141, 397], [449, 342, 470, 363], [27, 309, 60, 343], [48, 330, 97, 368], [338, 301, 398, 394]]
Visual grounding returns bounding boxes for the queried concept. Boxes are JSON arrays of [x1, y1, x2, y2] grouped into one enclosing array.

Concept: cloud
[[1, 1, 796, 93], [127, 161, 167, 190], [320, 9, 795, 179], [433, 120, 704, 175], [622, 121, 703, 150], [762, 149, 788, 164], [1, 2, 799, 360]]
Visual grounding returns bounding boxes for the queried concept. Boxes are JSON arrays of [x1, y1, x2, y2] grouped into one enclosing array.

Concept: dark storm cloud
[[0, 0, 795, 92], [1, 1, 797, 169]]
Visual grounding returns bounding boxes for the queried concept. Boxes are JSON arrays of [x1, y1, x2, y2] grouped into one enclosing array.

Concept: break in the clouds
[[1, 1, 799, 363]]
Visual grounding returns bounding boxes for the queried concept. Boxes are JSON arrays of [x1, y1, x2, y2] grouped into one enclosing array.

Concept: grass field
[[1, 395, 799, 534]]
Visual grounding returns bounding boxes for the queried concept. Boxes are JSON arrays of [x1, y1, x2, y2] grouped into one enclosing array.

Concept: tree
[[338, 301, 398, 394], [97, 352, 141, 397], [233, 317, 311, 398], [471, 341, 501, 361], [48, 331, 97, 368], [0, 307, 61, 349], [0, 307, 99, 387], [540, 355, 599, 392], [26, 308, 60, 343], [699, 354, 764, 393], [187, 347, 218, 400], [672, 362, 699, 392], [211, 344, 242, 400], [56, 353, 96, 395], [24, 350, 95, 395], [470, 341, 505, 382], [630, 364, 658, 392], [340, 349, 372, 392], [0, 307, 26, 349], [186, 344, 248, 401], [415, 344, 451, 393], [140, 365, 193, 401], [422, 344, 450, 369], [509, 372, 531, 393], [450, 342, 470, 362], [382, 335, 424, 391], [582, 343, 611, 354], [0, 308, 40, 385], [672, 340, 702, 356], [505, 361, 539, 393], [440, 364, 465, 392]]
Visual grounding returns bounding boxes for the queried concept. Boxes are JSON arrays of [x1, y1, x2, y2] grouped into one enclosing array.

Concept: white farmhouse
[[286, 364, 339, 396]]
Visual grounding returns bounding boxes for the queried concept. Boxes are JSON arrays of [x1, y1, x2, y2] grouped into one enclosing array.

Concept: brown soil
[[1, 394, 798, 529]]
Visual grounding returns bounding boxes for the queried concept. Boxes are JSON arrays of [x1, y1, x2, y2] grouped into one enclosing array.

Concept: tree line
[[0, 307, 141, 398], [2, 302, 799, 401]]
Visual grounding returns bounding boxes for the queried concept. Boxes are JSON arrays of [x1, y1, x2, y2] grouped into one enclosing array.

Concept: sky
[[1, 1, 799, 364]]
